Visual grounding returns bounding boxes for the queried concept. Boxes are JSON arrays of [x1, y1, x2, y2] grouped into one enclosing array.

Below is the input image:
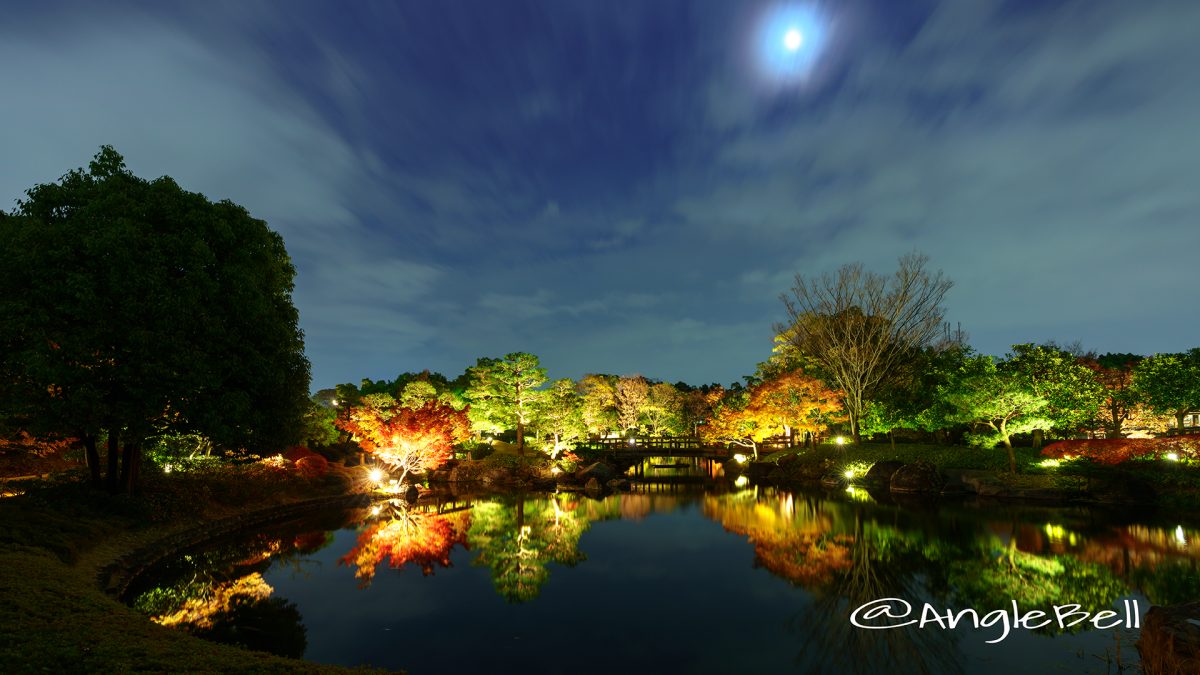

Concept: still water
[[127, 480, 1200, 674]]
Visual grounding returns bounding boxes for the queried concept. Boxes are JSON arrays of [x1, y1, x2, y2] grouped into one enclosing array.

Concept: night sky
[[3, 0, 1197, 391]]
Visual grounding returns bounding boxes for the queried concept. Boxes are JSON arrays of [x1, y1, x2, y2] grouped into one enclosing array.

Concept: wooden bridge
[[578, 436, 796, 461]]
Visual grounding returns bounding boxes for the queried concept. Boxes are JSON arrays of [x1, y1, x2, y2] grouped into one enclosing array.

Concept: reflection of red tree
[[341, 509, 470, 585], [752, 531, 854, 588]]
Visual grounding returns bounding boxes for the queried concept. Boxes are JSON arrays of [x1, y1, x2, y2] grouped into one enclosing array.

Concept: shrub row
[[1041, 437, 1200, 465]]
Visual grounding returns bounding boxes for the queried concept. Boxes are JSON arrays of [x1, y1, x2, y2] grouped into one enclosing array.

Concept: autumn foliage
[[702, 370, 845, 455], [1042, 436, 1200, 465], [336, 397, 470, 480], [282, 445, 329, 477], [340, 507, 471, 586]]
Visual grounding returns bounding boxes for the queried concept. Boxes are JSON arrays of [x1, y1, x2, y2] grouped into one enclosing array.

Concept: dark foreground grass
[[0, 465, 388, 674]]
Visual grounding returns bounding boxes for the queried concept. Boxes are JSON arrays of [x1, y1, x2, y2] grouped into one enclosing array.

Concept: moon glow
[[752, 5, 829, 84], [784, 28, 803, 51]]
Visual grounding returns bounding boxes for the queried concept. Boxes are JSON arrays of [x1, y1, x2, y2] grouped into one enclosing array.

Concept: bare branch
[[777, 253, 953, 441]]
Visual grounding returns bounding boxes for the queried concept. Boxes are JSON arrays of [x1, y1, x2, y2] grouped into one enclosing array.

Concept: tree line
[[4, 150, 1198, 494], [321, 254, 1200, 473]]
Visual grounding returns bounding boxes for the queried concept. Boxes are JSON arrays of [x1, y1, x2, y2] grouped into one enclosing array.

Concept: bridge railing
[[579, 435, 798, 456], [580, 436, 704, 451]]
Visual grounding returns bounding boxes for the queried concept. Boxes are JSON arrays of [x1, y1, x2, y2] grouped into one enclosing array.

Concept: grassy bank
[[0, 464, 386, 673]]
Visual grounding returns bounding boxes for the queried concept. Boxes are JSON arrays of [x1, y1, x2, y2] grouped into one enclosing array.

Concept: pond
[[126, 479, 1200, 674]]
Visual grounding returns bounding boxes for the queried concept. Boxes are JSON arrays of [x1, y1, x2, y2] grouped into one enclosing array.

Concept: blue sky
[[3, 0, 1198, 390]]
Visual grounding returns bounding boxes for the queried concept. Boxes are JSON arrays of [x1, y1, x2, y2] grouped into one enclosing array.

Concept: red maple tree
[[335, 397, 470, 483]]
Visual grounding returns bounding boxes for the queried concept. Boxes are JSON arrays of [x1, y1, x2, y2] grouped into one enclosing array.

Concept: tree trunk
[[119, 441, 141, 494], [1031, 428, 1044, 450], [1107, 402, 1124, 438], [83, 434, 102, 487], [516, 419, 525, 457], [998, 420, 1016, 473], [888, 431, 895, 451], [106, 429, 120, 493], [1177, 411, 1187, 433]]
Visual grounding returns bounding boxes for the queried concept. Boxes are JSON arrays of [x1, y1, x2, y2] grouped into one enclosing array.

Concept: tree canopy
[[0, 147, 310, 492], [1134, 350, 1200, 432], [464, 353, 547, 455]]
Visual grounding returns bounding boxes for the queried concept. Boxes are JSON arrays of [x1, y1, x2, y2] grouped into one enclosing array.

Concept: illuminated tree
[[779, 253, 952, 443], [938, 354, 1051, 471], [1134, 350, 1200, 432], [577, 374, 618, 435], [614, 375, 649, 433], [335, 394, 470, 483], [1000, 343, 1104, 442], [748, 370, 845, 446], [679, 389, 714, 438], [533, 379, 586, 455], [856, 342, 969, 446], [398, 380, 439, 409], [301, 395, 341, 447], [0, 147, 309, 493], [701, 371, 844, 458], [1080, 353, 1143, 438], [641, 382, 684, 435], [464, 353, 546, 455]]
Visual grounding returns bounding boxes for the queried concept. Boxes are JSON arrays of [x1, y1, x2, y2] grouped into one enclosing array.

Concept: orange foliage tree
[[335, 394, 470, 483], [702, 371, 845, 458]]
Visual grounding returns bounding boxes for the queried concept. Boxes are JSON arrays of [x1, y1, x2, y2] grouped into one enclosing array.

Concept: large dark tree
[[0, 147, 310, 492]]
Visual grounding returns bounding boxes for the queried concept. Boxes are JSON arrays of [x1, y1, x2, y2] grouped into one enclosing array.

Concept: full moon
[[784, 28, 803, 51], [752, 6, 829, 84]]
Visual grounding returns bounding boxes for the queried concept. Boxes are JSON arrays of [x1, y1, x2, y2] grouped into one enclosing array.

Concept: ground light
[[833, 436, 846, 445], [733, 453, 748, 463], [368, 467, 385, 484], [1167, 452, 1180, 461]]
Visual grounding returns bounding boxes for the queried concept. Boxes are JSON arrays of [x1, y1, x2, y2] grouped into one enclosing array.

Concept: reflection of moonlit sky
[[754, 4, 830, 83]]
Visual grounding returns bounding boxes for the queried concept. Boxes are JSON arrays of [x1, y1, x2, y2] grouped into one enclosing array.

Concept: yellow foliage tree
[[703, 371, 845, 459]]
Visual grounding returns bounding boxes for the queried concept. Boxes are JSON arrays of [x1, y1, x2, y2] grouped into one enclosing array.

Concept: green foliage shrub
[[468, 443, 496, 460]]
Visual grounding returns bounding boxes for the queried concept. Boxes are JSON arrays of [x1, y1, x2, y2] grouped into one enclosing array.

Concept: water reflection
[[129, 486, 1200, 671], [130, 525, 336, 657], [340, 500, 470, 586], [468, 494, 589, 602]]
